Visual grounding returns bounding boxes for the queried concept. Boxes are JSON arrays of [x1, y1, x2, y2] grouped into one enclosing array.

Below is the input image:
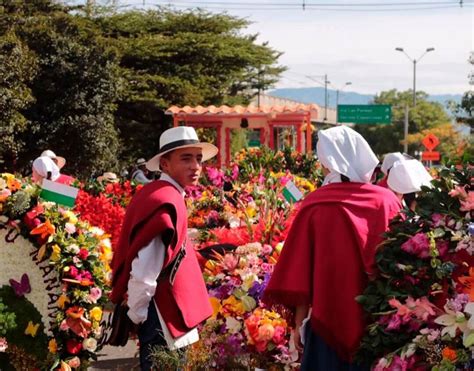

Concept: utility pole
[[404, 105, 409, 153], [306, 74, 330, 121]]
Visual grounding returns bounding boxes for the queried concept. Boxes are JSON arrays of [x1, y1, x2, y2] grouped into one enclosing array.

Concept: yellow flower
[[48, 339, 58, 354], [89, 306, 103, 322], [245, 206, 256, 219], [57, 294, 70, 309], [222, 296, 245, 317], [37, 244, 47, 261], [209, 297, 222, 318], [50, 244, 61, 261], [63, 210, 78, 224]]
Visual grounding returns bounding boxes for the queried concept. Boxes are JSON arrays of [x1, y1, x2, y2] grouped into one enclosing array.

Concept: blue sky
[[74, 1, 473, 95]]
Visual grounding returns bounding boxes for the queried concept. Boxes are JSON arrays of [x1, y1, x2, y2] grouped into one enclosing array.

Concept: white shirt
[[132, 168, 152, 184], [127, 173, 199, 349]]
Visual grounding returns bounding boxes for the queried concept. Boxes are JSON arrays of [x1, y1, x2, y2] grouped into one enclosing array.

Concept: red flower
[[77, 248, 89, 260], [66, 339, 82, 355]]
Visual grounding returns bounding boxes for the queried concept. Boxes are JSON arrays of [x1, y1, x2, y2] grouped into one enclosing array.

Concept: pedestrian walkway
[[90, 340, 139, 370]]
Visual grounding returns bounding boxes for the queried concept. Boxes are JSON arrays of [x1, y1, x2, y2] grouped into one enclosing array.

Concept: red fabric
[[264, 182, 401, 361], [110, 180, 212, 337], [56, 174, 75, 185], [377, 176, 389, 188]]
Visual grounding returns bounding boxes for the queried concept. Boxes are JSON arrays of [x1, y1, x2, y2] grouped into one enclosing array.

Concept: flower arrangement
[[0, 173, 112, 370], [178, 242, 298, 370], [356, 165, 474, 370]]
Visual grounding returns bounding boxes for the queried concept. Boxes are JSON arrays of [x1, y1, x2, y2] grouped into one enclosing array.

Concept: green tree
[[0, 32, 37, 170], [94, 8, 285, 162], [0, 3, 123, 177], [355, 89, 450, 156]]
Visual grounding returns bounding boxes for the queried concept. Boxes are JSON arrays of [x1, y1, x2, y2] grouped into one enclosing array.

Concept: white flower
[[225, 317, 242, 334], [65, 244, 80, 254], [82, 337, 98, 352], [434, 306, 467, 338], [0, 337, 7, 352]]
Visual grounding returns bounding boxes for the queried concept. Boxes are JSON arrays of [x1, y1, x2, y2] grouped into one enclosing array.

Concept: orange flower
[[458, 268, 474, 301], [66, 306, 85, 319], [6, 177, 21, 191], [30, 219, 55, 239], [441, 347, 457, 362]]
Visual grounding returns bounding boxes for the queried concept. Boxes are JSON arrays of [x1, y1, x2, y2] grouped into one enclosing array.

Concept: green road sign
[[337, 104, 392, 124]]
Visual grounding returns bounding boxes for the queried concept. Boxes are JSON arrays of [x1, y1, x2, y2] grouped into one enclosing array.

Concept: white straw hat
[[41, 149, 66, 169], [146, 126, 218, 171]]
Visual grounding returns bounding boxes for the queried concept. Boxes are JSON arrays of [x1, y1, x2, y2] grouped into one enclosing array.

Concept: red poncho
[[264, 182, 401, 361]]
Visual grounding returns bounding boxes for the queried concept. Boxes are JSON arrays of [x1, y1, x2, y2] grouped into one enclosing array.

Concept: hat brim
[[146, 143, 218, 171], [55, 156, 66, 169]]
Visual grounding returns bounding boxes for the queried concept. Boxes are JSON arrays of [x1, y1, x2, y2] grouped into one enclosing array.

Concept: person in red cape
[[41, 149, 76, 185], [263, 126, 402, 371], [110, 126, 217, 371]]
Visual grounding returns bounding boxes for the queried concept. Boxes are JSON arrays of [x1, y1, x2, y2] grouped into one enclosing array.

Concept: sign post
[[337, 105, 392, 124], [421, 133, 440, 162]]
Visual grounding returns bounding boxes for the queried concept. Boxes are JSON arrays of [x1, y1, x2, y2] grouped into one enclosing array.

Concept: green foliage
[[355, 89, 451, 156], [0, 297, 17, 335], [355, 164, 473, 367], [0, 32, 37, 168], [95, 8, 285, 162], [0, 285, 49, 368]]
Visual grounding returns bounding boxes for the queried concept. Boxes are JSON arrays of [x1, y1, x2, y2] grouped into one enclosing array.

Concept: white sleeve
[[127, 236, 166, 324], [134, 171, 152, 184]]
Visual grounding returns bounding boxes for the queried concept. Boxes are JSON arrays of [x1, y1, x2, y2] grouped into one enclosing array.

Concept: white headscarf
[[381, 152, 409, 175], [387, 159, 433, 194], [317, 126, 379, 185], [32, 156, 60, 181]]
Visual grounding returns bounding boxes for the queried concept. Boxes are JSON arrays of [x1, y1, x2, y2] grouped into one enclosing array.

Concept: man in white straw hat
[[131, 158, 152, 184], [110, 126, 218, 370], [264, 126, 402, 371]]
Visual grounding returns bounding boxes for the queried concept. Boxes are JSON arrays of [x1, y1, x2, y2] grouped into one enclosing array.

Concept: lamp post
[[335, 82, 352, 124], [395, 47, 435, 107], [306, 74, 330, 121], [336, 81, 352, 107]]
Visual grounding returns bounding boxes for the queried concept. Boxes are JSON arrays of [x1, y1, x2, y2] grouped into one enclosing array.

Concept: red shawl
[[264, 182, 401, 361], [110, 180, 183, 304]]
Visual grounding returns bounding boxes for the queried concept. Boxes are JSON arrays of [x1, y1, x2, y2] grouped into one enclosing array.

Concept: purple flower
[[469, 222, 474, 236]]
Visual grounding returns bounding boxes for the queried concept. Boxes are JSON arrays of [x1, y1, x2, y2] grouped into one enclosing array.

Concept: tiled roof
[[166, 104, 319, 115]]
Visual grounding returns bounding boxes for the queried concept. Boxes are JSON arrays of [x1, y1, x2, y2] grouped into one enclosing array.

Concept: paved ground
[[90, 340, 139, 370]]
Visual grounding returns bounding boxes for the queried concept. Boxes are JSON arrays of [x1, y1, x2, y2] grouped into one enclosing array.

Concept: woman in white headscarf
[[377, 152, 412, 188], [387, 159, 433, 210], [264, 126, 402, 371], [32, 156, 75, 185], [32, 156, 60, 185]]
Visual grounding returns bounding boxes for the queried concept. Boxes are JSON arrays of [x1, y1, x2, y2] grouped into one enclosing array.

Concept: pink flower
[[436, 240, 449, 258], [257, 323, 275, 341], [206, 167, 224, 187], [68, 356, 81, 368], [460, 191, 474, 211], [0, 337, 7, 352], [448, 185, 468, 198], [59, 320, 70, 331], [272, 325, 286, 344], [386, 315, 402, 330], [401, 233, 430, 258], [65, 223, 77, 234], [87, 287, 102, 304], [262, 244, 273, 255], [231, 164, 239, 181], [222, 254, 239, 271], [431, 213, 444, 227], [77, 248, 89, 260], [261, 263, 273, 273]]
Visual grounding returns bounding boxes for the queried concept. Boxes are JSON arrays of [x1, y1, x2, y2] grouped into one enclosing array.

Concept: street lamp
[[336, 81, 352, 107], [395, 47, 435, 107]]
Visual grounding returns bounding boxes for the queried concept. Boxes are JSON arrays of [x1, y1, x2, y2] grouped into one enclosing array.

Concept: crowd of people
[[30, 126, 435, 371]]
